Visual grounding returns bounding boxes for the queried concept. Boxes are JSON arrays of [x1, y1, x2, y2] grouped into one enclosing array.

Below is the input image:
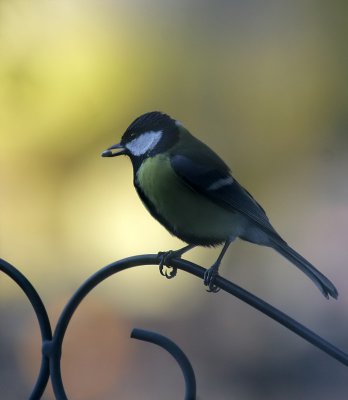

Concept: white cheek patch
[[207, 176, 234, 191], [126, 130, 163, 156]]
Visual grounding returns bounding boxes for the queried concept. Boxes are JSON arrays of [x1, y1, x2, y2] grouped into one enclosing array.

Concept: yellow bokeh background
[[1, 1, 348, 399]]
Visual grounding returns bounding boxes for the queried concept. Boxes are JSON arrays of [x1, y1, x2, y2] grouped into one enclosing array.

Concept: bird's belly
[[136, 156, 245, 245]]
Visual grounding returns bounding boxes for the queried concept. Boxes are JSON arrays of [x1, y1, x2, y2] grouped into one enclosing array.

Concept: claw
[[206, 283, 220, 293], [158, 251, 177, 279], [165, 267, 177, 279], [157, 244, 196, 281], [204, 265, 220, 293], [158, 251, 167, 276]]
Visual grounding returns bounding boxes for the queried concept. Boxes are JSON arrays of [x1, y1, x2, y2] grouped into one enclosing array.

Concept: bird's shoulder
[[172, 126, 230, 174], [169, 139, 279, 238]]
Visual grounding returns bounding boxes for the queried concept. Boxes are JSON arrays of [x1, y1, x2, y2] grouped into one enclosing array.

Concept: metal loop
[[131, 328, 196, 400], [1, 254, 348, 400], [0, 258, 52, 400]]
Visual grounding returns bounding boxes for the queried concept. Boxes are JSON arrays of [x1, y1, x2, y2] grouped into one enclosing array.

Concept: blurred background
[[1, 0, 348, 398]]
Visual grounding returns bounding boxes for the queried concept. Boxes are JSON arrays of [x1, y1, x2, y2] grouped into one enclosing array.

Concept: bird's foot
[[158, 250, 178, 279], [203, 265, 220, 293]]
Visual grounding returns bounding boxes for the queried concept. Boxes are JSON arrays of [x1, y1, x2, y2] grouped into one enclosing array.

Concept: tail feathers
[[269, 239, 338, 300]]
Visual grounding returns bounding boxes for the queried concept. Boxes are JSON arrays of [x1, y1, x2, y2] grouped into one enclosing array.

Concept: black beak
[[101, 143, 126, 157]]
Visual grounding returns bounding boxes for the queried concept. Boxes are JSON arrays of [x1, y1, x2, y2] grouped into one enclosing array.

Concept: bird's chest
[[136, 155, 193, 216], [134, 155, 238, 243]]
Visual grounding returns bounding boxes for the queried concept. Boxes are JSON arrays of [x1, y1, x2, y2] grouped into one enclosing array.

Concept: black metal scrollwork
[[1, 255, 347, 399], [0, 258, 52, 400], [131, 328, 196, 400]]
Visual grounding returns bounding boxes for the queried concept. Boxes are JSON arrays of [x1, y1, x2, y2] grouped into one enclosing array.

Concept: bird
[[101, 111, 338, 298]]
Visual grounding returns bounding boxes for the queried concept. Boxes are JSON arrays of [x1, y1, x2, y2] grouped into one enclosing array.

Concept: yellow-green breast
[[136, 154, 243, 244]]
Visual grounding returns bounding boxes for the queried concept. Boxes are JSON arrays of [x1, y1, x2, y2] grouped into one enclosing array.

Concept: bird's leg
[[204, 239, 233, 292], [158, 244, 196, 279]]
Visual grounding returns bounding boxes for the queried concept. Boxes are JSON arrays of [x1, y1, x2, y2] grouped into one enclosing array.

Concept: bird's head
[[102, 111, 181, 160]]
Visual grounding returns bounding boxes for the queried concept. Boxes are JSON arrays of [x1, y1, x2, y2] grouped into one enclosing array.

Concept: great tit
[[102, 111, 338, 298]]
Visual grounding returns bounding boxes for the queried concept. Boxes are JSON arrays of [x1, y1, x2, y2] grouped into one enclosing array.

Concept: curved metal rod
[[177, 258, 348, 367], [49, 254, 347, 399], [177, 260, 348, 366], [1, 255, 347, 399], [0, 258, 52, 400], [131, 328, 196, 400]]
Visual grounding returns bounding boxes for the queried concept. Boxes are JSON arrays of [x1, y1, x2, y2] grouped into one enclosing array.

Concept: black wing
[[170, 154, 281, 239]]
